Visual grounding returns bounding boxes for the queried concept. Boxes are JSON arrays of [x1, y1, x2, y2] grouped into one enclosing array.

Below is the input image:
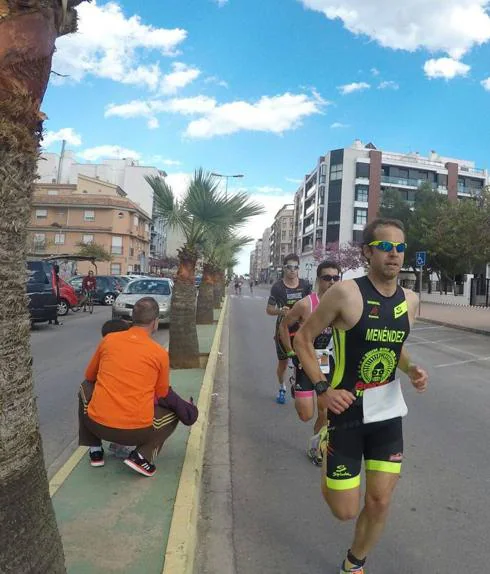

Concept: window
[[330, 164, 343, 181], [130, 247, 134, 257], [33, 233, 46, 243], [111, 236, 123, 255], [133, 215, 139, 228], [281, 230, 286, 239], [145, 223, 150, 233], [110, 263, 122, 275], [84, 210, 95, 222], [353, 230, 363, 244], [356, 162, 370, 179], [326, 224, 340, 243], [36, 209, 47, 219], [327, 203, 341, 222], [355, 185, 369, 202], [126, 280, 171, 295], [82, 234, 94, 245], [54, 233, 65, 245], [328, 185, 342, 202], [354, 208, 368, 225], [320, 164, 327, 176]]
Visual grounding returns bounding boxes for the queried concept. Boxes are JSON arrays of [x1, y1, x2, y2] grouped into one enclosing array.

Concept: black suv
[[67, 275, 124, 306], [26, 260, 57, 323]]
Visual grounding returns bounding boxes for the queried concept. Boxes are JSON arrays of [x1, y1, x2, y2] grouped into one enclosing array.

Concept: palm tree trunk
[[0, 3, 75, 573], [196, 263, 215, 324], [169, 247, 200, 368], [213, 271, 224, 308]]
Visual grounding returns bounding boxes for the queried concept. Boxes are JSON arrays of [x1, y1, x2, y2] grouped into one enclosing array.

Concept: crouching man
[[79, 297, 178, 477]]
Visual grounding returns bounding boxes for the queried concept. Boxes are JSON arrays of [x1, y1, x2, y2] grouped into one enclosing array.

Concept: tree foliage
[[313, 241, 364, 275], [76, 242, 112, 262]]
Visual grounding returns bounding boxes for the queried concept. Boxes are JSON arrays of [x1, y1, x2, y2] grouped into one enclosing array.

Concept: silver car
[[112, 278, 172, 324]]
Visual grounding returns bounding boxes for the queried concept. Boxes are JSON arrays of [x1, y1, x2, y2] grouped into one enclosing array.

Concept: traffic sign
[[416, 251, 426, 266]]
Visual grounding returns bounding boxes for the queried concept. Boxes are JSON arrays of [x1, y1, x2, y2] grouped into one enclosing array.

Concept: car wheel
[[104, 293, 116, 306], [57, 299, 69, 316]]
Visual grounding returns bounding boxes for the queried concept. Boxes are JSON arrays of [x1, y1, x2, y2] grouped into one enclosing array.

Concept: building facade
[[260, 227, 271, 282], [28, 175, 151, 275], [37, 151, 167, 259], [294, 140, 488, 276], [269, 204, 294, 276]]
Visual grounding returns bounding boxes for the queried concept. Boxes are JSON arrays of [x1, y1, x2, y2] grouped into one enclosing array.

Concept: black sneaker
[[89, 448, 104, 467], [124, 450, 156, 477]]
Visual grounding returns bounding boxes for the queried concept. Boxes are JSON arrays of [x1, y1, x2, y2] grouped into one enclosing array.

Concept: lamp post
[[211, 172, 244, 198]]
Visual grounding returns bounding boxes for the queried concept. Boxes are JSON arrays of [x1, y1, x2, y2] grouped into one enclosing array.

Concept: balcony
[[381, 175, 443, 189], [305, 183, 317, 200], [304, 202, 315, 217], [303, 223, 314, 235], [458, 185, 482, 196]]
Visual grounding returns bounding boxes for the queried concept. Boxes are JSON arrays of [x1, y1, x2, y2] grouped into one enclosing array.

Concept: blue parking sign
[[416, 251, 426, 266]]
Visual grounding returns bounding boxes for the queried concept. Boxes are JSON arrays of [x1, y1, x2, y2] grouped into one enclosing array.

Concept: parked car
[[57, 279, 79, 316], [112, 278, 172, 324], [26, 260, 57, 324], [67, 275, 125, 306]]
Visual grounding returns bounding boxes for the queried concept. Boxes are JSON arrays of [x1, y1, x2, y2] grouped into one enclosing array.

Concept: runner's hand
[[279, 306, 289, 317], [408, 364, 428, 393], [318, 387, 356, 414]]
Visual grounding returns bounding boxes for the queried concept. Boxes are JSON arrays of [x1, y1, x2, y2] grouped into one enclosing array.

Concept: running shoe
[[124, 450, 156, 477], [318, 424, 330, 458], [276, 388, 286, 404], [340, 564, 364, 574], [306, 434, 322, 466], [89, 448, 104, 467]]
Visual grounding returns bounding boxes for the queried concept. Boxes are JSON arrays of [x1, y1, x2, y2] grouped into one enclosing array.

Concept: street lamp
[[305, 262, 314, 282], [211, 172, 244, 198]]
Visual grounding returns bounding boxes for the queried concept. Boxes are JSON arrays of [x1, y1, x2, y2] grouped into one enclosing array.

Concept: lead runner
[[294, 217, 429, 574]]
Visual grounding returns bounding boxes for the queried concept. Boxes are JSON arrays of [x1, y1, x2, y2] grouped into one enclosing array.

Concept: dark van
[[26, 260, 58, 323]]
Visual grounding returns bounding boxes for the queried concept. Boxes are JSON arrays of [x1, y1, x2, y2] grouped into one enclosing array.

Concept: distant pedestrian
[[49, 264, 62, 326], [249, 279, 254, 294]]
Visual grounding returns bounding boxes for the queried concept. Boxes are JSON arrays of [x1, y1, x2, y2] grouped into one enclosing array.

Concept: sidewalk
[[50, 305, 227, 574], [419, 301, 490, 335]]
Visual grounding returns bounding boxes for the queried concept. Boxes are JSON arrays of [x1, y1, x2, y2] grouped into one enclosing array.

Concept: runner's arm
[[400, 290, 428, 392], [155, 348, 170, 399], [266, 283, 286, 316], [278, 300, 305, 354]]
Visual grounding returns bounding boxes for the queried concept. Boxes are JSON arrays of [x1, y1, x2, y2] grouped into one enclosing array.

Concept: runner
[[294, 218, 428, 574], [266, 254, 311, 404], [278, 260, 341, 464]]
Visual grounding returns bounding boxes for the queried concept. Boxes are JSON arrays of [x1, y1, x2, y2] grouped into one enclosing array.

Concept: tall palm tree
[[0, 2, 87, 572], [197, 233, 253, 324], [146, 169, 246, 367]]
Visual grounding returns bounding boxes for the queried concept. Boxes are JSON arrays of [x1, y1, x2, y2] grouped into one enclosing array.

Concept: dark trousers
[[78, 381, 178, 463]]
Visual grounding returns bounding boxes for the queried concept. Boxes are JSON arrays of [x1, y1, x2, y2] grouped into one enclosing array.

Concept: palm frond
[[145, 174, 190, 234]]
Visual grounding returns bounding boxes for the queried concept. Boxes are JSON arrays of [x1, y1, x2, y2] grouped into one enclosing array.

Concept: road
[[199, 286, 490, 573], [31, 307, 169, 478]]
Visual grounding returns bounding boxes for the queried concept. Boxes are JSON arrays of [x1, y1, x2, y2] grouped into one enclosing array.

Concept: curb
[[162, 295, 229, 574], [418, 317, 490, 337]]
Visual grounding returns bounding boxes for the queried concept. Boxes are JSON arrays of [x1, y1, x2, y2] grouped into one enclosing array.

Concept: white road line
[[434, 356, 490, 369], [406, 336, 483, 358], [412, 326, 444, 331], [406, 337, 468, 347]]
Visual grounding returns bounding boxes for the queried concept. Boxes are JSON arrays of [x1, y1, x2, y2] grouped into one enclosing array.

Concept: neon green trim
[[326, 475, 361, 491], [365, 460, 402, 474], [330, 329, 346, 389]]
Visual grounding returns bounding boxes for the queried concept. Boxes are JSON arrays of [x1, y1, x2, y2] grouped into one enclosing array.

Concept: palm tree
[[147, 169, 258, 367], [0, 2, 87, 572], [197, 233, 253, 324]]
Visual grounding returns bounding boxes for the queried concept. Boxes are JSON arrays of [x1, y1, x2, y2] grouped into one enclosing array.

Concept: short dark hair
[[132, 297, 159, 325], [317, 260, 341, 277], [283, 253, 299, 266], [362, 217, 405, 245], [101, 319, 130, 337]]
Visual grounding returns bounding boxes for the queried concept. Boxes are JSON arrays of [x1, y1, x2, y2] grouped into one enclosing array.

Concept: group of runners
[[266, 217, 429, 574]]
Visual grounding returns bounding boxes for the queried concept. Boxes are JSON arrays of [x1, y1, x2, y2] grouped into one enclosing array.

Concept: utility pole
[[56, 139, 66, 184]]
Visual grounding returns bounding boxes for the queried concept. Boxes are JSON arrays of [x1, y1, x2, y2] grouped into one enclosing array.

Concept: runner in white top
[[279, 260, 341, 464]]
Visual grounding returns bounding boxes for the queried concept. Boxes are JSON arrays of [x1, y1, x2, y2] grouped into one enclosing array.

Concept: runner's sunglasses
[[285, 264, 300, 271], [320, 274, 340, 282], [368, 240, 407, 253]]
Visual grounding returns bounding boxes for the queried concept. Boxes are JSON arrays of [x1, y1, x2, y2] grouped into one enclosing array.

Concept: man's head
[[316, 260, 341, 295], [101, 319, 130, 338], [132, 297, 160, 332], [362, 218, 406, 280], [283, 253, 300, 281], [88, 270, 94, 277]]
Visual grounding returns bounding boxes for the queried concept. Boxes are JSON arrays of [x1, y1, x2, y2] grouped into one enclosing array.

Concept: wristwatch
[[314, 380, 330, 396]]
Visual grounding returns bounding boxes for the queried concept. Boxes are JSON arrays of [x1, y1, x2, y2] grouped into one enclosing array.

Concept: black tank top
[[330, 276, 410, 421]]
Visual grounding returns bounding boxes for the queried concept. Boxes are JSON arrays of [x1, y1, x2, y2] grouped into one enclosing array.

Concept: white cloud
[[254, 186, 286, 195], [147, 117, 160, 129], [52, 1, 187, 88], [162, 159, 182, 167], [330, 121, 349, 128], [378, 80, 399, 90], [165, 172, 192, 199], [42, 128, 82, 148], [160, 62, 201, 95], [78, 145, 141, 161], [481, 77, 490, 90], [285, 177, 303, 184], [338, 82, 370, 95], [371, 67, 380, 76], [424, 57, 470, 79], [299, 0, 490, 59], [204, 75, 229, 88], [106, 92, 326, 138]]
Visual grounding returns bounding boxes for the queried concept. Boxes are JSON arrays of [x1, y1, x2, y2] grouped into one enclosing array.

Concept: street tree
[[0, 2, 87, 573], [76, 241, 112, 263], [313, 241, 364, 276]]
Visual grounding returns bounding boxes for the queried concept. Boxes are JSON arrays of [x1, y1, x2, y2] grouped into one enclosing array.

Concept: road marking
[[49, 446, 88, 497], [406, 337, 467, 347], [412, 326, 443, 331], [434, 356, 490, 369]]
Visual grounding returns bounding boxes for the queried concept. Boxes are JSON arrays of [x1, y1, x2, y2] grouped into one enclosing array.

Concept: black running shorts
[[325, 417, 403, 491]]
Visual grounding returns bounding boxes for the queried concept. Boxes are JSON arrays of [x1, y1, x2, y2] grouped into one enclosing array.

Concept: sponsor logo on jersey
[[394, 300, 408, 319]]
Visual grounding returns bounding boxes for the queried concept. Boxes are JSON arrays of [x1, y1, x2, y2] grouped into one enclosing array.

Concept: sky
[[42, 0, 490, 272]]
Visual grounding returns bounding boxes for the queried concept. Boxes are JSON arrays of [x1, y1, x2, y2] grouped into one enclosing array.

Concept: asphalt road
[[31, 306, 169, 478], [221, 286, 490, 574]]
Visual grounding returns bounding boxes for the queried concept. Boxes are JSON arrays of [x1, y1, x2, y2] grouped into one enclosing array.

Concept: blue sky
[[43, 0, 490, 272]]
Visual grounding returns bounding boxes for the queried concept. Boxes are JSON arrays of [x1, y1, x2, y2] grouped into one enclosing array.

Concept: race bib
[[362, 378, 408, 424], [316, 349, 331, 374]]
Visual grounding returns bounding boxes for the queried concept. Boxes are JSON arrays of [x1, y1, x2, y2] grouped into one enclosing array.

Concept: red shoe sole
[[123, 458, 155, 477], [90, 460, 105, 467]]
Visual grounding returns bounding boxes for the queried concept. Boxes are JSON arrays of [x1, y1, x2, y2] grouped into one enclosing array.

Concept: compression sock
[[89, 446, 102, 453], [344, 549, 366, 571]]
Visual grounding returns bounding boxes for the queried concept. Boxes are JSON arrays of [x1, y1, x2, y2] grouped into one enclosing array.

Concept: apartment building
[[294, 140, 488, 274], [261, 227, 271, 281], [249, 250, 256, 280], [28, 175, 152, 275], [269, 204, 294, 276], [37, 151, 167, 259]]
